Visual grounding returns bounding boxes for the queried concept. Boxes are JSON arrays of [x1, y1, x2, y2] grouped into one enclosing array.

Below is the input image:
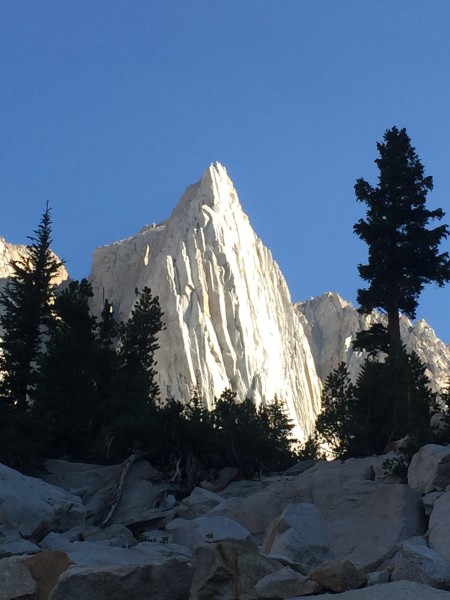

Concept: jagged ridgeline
[[1, 164, 450, 443], [296, 292, 450, 394]]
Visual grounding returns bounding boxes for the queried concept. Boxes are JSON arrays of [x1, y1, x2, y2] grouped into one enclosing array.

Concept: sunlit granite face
[[89, 163, 322, 440]]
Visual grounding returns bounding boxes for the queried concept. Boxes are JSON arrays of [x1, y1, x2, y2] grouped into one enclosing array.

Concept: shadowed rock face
[[88, 163, 322, 439], [0, 462, 86, 542]]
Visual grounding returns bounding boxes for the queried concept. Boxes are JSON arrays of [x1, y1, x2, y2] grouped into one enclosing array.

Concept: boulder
[[211, 457, 426, 566], [0, 526, 40, 558], [408, 445, 450, 494], [311, 579, 450, 599], [0, 555, 36, 600], [59, 524, 137, 548], [314, 467, 426, 567], [25, 551, 70, 600], [218, 479, 264, 499], [310, 558, 367, 592], [198, 480, 216, 492], [215, 466, 239, 489], [166, 515, 255, 551], [255, 566, 320, 598], [366, 571, 390, 586], [49, 557, 193, 600], [0, 462, 85, 541], [283, 458, 317, 476], [189, 540, 283, 600], [389, 542, 450, 590], [401, 535, 428, 548], [208, 478, 297, 541], [42, 458, 167, 527], [39, 532, 189, 567], [176, 487, 223, 520], [211, 457, 387, 536], [423, 491, 444, 517], [429, 493, 450, 562], [261, 503, 333, 573], [125, 508, 176, 532]]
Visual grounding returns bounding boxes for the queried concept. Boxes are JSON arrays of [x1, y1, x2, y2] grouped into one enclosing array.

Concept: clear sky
[[2, 2, 450, 340]]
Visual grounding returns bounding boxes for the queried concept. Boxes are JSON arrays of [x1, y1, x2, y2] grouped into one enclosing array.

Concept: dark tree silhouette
[[354, 127, 450, 358], [315, 352, 437, 458], [116, 287, 165, 408], [32, 279, 100, 458], [0, 204, 63, 410]]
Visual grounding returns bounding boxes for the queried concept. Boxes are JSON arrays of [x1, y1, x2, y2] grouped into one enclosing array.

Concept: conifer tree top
[[354, 126, 450, 322]]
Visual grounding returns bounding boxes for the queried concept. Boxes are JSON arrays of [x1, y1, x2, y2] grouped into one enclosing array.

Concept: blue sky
[[2, 2, 450, 340]]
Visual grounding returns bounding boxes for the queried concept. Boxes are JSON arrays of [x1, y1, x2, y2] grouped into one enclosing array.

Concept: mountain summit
[[89, 163, 322, 438]]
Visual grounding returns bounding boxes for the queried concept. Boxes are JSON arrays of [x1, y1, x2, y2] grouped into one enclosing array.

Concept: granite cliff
[[297, 292, 450, 392], [88, 164, 450, 436], [1, 165, 449, 439], [89, 163, 322, 438]]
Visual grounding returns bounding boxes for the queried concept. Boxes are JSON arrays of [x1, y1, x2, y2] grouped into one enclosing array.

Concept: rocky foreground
[[3, 446, 450, 598]]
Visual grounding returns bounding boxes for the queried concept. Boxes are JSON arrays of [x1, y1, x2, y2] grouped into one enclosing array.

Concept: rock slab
[[0, 462, 85, 541], [408, 445, 450, 494], [49, 557, 193, 600]]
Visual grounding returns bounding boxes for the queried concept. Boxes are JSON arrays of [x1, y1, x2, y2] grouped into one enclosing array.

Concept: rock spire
[[89, 163, 322, 438]]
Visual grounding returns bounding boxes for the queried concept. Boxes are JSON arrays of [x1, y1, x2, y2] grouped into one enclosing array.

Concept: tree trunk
[[386, 300, 403, 445], [387, 301, 401, 362]]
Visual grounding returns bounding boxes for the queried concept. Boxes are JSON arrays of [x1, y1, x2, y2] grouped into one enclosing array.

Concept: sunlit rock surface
[[89, 163, 322, 438], [296, 292, 450, 391], [0, 238, 29, 279], [0, 236, 68, 286]]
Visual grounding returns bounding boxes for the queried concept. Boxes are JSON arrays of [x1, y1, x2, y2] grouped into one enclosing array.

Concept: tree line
[[0, 211, 297, 479], [1, 126, 450, 478]]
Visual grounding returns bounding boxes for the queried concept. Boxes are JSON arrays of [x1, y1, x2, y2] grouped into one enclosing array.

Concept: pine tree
[[354, 127, 450, 358], [315, 363, 359, 458], [96, 299, 121, 414], [101, 287, 165, 459], [315, 352, 436, 458], [0, 204, 63, 410], [32, 279, 100, 458], [116, 287, 164, 409], [212, 390, 296, 473]]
